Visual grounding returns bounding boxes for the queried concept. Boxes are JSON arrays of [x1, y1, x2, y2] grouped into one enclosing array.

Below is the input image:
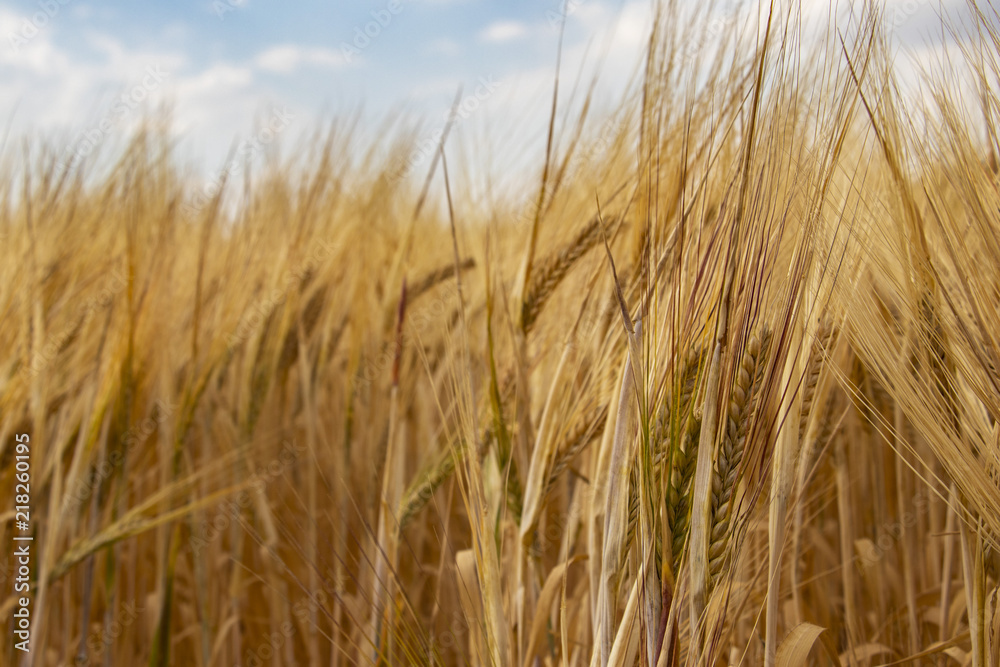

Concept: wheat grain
[[708, 330, 770, 582]]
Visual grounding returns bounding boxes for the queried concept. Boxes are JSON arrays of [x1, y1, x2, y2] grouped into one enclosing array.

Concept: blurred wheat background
[[2, 0, 1000, 665]]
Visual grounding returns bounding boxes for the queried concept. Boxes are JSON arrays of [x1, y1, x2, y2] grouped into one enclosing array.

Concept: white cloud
[[0, 0, 980, 189], [0, 14, 264, 173], [479, 20, 528, 44], [176, 63, 253, 97], [254, 45, 345, 73]]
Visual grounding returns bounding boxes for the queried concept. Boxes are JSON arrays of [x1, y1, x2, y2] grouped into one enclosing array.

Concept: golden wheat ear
[[708, 329, 770, 586]]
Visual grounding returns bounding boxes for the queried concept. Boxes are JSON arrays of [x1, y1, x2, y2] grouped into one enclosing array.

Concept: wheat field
[[1, 1, 1000, 665]]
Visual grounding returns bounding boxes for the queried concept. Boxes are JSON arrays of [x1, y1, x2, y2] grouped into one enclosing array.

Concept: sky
[[0, 0, 989, 193]]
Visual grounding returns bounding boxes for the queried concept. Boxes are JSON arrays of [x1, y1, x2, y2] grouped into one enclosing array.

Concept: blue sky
[[0, 0, 651, 184], [0, 0, 985, 192]]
